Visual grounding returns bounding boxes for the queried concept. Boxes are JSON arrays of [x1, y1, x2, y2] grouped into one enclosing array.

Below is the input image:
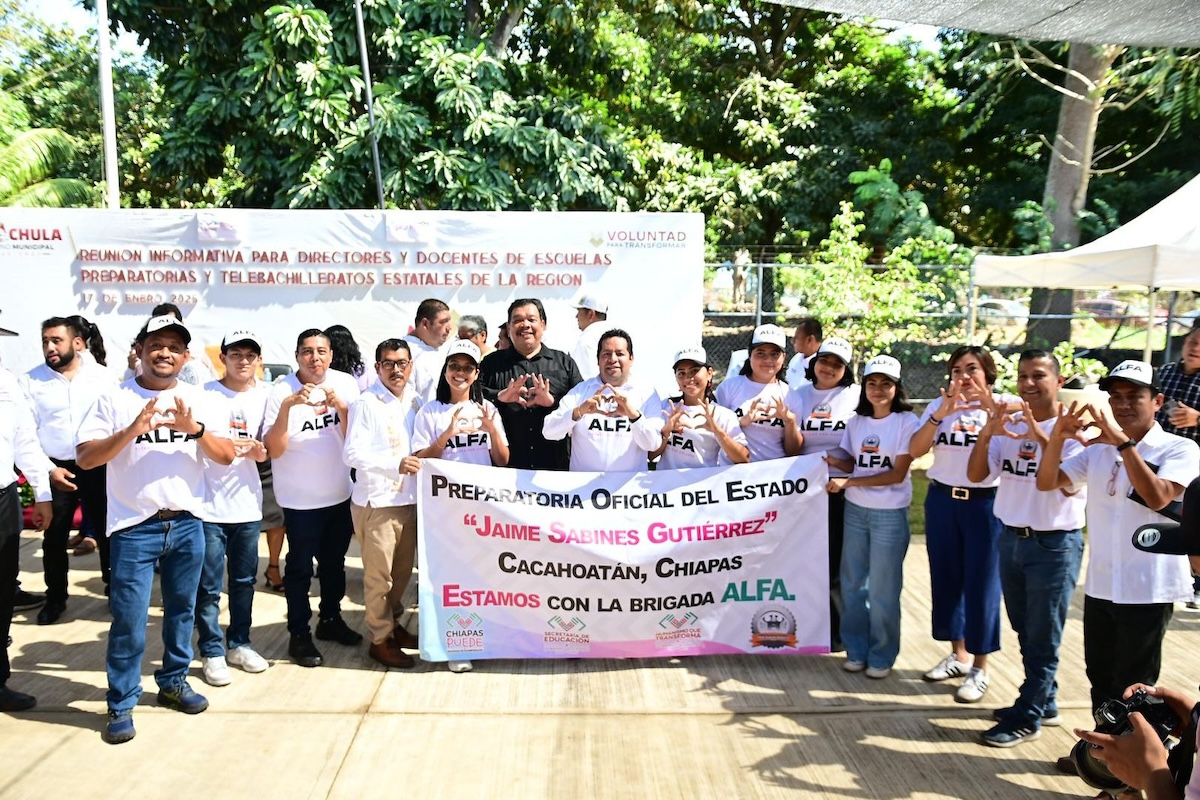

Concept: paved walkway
[[5, 528, 1199, 799]]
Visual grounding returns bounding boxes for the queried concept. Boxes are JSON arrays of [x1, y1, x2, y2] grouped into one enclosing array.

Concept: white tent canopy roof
[[764, 0, 1200, 48], [973, 175, 1200, 290]]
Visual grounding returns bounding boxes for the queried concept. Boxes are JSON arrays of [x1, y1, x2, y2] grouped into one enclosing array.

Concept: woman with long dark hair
[[326, 324, 370, 390], [714, 324, 801, 461], [787, 337, 860, 652], [825, 355, 919, 678], [653, 346, 748, 468], [909, 345, 1015, 703]]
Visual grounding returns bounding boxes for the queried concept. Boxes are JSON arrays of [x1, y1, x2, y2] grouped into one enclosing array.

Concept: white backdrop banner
[[416, 457, 830, 661], [0, 209, 703, 392]]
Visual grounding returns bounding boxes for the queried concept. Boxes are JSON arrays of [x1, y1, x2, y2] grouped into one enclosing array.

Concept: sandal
[[72, 537, 98, 556], [263, 564, 284, 592]]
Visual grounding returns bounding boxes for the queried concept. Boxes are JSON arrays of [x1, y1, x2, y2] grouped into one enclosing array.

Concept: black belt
[[930, 481, 997, 501], [152, 510, 187, 521], [1007, 525, 1068, 538]]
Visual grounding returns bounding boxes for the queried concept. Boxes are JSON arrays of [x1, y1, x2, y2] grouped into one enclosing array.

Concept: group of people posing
[[1, 295, 1198, 765]]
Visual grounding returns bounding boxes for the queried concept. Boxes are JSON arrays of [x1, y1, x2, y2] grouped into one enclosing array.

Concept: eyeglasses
[[446, 362, 478, 374], [378, 359, 411, 372], [1107, 458, 1122, 497]]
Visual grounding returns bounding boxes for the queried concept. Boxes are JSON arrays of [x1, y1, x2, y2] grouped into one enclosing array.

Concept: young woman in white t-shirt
[[714, 324, 802, 461], [786, 336, 859, 652], [411, 339, 509, 674], [652, 346, 749, 469], [825, 355, 919, 678]]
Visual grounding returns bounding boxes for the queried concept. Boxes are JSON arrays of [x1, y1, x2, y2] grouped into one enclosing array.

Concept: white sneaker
[[954, 668, 990, 703], [448, 660, 473, 673], [843, 659, 866, 673], [865, 666, 891, 679], [922, 652, 971, 682], [1187, 591, 1200, 610], [201, 656, 232, 687], [226, 645, 270, 673]]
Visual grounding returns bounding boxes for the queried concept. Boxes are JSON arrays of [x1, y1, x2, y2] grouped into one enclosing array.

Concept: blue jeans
[[839, 501, 910, 670], [999, 526, 1083, 726], [106, 513, 204, 714], [924, 487, 1003, 654], [197, 520, 262, 657], [282, 501, 353, 635]]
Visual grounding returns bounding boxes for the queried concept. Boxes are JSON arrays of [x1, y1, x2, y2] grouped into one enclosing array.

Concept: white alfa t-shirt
[[543, 376, 663, 472], [344, 383, 423, 507], [1060, 423, 1199, 604], [920, 393, 1019, 488], [76, 378, 226, 534], [788, 382, 860, 476], [987, 415, 1087, 531], [263, 370, 361, 510], [657, 398, 747, 469], [714, 375, 790, 462], [412, 399, 508, 467], [838, 411, 920, 509], [201, 380, 268, 524]]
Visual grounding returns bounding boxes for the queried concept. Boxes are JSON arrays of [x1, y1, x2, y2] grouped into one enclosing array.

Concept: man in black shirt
[[479, 298, 582, 470]]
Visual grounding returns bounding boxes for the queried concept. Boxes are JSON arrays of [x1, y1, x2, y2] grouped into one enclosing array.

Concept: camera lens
[[1070, 739, 1127, 792]]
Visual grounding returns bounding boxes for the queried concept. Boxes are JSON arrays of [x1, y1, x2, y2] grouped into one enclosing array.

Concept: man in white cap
[[1037, 359, 1199, 771], [343, 338, 422, 669], [76, 314, 235, 744], [544, 328, 662, 471], [570, 292, 609, 382], [966, 349, 1085, 748], [194, 330, 272, 687]]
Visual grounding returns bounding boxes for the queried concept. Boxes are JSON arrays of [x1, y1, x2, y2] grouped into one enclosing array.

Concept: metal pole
[[1143, 287, 1156, 363], [965, 264, 978, 342], [353, 0, 387, 210], [96, 0, 120, 209]]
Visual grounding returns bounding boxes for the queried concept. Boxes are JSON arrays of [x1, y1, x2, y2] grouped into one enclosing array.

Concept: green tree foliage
[[0, 127, 94, 206]]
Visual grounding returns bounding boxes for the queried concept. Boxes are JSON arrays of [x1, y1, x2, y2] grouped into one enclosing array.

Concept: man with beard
[[263, 329, 361, 667], [479, 298, 582, 470], [77, 314, 235, 743], [19, 316, 117, 621]]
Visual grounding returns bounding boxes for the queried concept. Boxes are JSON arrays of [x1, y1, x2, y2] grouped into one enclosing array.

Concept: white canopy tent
[[974, 174, 1200, 359]]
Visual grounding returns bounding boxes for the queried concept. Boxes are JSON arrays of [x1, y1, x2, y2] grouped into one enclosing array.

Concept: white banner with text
[[416, 457, 830, 661]]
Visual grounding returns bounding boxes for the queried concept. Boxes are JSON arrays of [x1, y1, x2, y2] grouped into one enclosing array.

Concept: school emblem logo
[[861, 435, 881, 454], [750, 606, 798, 649], [1018, 439, 1038, 460], [812, 403, 832, 420]]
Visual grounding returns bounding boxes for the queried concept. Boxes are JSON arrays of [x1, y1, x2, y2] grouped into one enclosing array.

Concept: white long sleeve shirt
[[19, 361, 117, 461], [1, 368, 52, 500], [343, 382, 422, 508], [542, 376, 662, 472]]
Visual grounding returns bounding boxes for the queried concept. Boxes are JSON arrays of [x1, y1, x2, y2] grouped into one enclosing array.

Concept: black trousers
[[1, 482, 21, 685], [828, 491, 846, 647], [44, 458, 109, 599], [1082, 594, 1174, 712]]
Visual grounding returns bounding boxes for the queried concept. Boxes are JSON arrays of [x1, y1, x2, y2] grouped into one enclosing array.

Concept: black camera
[[1071, 689, 1181, 791]]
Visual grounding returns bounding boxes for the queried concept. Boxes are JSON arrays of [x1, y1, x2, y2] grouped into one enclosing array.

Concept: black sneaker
[[157, 680, 209, 714], [315, 616, 363, 646], [981, 721, 1041, 748], [0, 684, 37, 712], [13, 590, 45, 611], [289, 633, 324, 667], [991, 705, 1061, 727]]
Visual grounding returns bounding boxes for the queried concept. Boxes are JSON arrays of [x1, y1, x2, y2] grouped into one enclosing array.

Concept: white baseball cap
[[863, 354, 901, 381], [221, 328, 261, 352], [139, 315, 191, 345], [445, 339, 482, 364], [751, 324, 786, 350], [573, 293, 608, 314], [815, 337, 853, 366], [673, 346, 709, 368], [1099, 360, 1159, 392]]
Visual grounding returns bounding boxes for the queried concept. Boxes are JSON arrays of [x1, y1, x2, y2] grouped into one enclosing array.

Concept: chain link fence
[[700, 261, 1199, 401]]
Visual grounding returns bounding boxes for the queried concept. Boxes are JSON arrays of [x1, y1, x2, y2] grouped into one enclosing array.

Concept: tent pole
[[965, 264, 977, 342], [1143, 287, 1155, 363]]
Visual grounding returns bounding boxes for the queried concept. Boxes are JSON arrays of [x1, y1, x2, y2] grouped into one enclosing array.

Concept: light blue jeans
[[196, 520, 262, 657], [106, 513, 204, 714], [839, 500, 910, 670]]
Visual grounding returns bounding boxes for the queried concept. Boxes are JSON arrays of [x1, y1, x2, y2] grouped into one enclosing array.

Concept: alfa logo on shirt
[[301, 411, 340, 432], [668, 433, 695, 452], [936, 418, 981, 447], [135, 429, 201, 445], [856, 435, 893, 469], [446, 432, 490, 449], [1018, 439, 1038, 460], [588, 417, 632, 432], [861, 435, 880, 454]]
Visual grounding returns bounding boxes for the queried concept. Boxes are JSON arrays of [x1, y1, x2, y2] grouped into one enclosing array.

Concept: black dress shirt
[[479, 346, 583, 470]]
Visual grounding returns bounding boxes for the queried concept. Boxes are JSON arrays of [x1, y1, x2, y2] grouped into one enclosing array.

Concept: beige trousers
[[350, 502, 417, 645]]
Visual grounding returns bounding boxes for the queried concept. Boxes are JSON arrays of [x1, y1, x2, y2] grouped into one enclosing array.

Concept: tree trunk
[[1026, 43, 1120, 347]]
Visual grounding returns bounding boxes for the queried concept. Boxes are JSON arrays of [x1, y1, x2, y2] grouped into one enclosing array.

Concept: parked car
[[1076, 298, 1128, 322], [977, 298, 1029, 324]]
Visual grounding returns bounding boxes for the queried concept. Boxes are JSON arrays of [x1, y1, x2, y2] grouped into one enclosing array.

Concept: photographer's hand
[[1123, 684, 1197, 737], [1075, 714, 1181, 799]]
